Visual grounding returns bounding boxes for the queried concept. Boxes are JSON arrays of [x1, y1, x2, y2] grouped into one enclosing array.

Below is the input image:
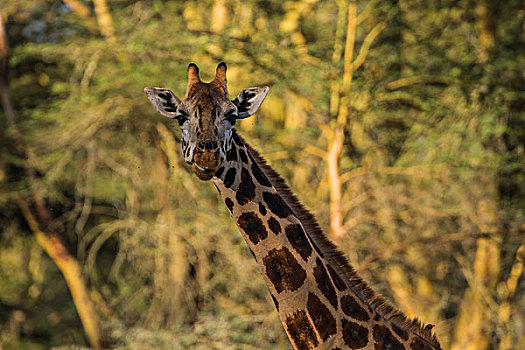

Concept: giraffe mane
[[236, 130, 441, 349]]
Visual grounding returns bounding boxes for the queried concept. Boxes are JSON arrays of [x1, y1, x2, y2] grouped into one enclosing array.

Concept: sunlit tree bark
[[451, 197, 501, 350], [327, 2, 355, 242], [326, 2, 384, 242], [93, 0, 116, 42], [498, 237, 525, 350], [474, 0, 495, 62], [211, 0, 228, 33]]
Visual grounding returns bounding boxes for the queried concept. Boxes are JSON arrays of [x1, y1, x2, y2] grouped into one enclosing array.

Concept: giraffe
[[144, 62, 442, 350]]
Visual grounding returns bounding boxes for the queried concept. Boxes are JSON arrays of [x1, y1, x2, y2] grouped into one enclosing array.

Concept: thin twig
[[352, 22, 385, 71], [386, 75, 455, 90], [356, 0, 381, 25]]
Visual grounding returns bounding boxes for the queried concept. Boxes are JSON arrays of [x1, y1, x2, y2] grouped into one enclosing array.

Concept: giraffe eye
[[176, 111, 188, 126], [225, 110, 238, 125]]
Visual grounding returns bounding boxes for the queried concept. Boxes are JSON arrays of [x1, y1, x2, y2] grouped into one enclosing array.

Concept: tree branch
[[356, 0, 381, 25], [498, 232, 525, 349], [16, 199, 102, 350], [352, 21, 385, 71], [327, 2, 357, 241], [386, 75, 454, 90]]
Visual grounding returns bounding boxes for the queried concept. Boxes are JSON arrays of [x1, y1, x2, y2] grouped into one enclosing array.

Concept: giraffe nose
[[197, 140, 219, 152]]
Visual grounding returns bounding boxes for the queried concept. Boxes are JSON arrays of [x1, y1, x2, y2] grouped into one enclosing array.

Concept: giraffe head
[[145, 62, 269, 180]]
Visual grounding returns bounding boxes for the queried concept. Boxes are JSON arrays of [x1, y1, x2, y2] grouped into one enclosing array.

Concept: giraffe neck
[[212, 130, 441, 350]]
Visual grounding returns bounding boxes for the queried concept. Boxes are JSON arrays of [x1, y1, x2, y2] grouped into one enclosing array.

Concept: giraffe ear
[[233, 86, 269, 119], [144, 87, 183, 119]]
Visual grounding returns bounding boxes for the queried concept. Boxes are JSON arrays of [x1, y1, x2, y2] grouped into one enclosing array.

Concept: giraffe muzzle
[[192, 147, 222, 181]]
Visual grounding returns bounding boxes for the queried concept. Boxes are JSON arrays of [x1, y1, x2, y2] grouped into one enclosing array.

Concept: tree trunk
[[327, 2, 356, 242]]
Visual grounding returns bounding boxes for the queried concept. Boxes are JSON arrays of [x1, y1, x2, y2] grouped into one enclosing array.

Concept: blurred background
[[0, 1, 524, 349]]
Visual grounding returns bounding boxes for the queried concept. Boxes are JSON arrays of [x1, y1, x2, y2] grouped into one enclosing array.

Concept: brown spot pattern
[[238, 148, 248, 163], [264, 247, 306, 293], [313, 258, 338, 309], [215, 166, 224, 179], [410, 337, 434, 350], [373, 324, 404, 350], [236, 167, 255, 205], [263, 192, 293, 218], [238, 212, 268, 245], [228, 146, 238, 162], [225, 197, 234, 212], [307, 292, 337, 341], [232, 131, 244, 146], [251, 162, 272, 187], [285, 224, 312, 262], [259, 202, 267, 216], [341, 295, 370, 322], [268, 217, 281, 234], [392, 324, 409, 341], [327, 265, 346, 291], [270, 293, 279, 311], [224, 168, 236, 188], [285, 310, 319, 350], [341, 319, 369, 349]]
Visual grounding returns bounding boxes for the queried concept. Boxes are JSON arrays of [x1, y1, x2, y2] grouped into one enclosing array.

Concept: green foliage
[[0, 0, 523, 349]]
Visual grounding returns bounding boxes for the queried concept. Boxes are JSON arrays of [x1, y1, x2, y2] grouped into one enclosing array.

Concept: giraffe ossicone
[[145, 62, 442, 350]]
